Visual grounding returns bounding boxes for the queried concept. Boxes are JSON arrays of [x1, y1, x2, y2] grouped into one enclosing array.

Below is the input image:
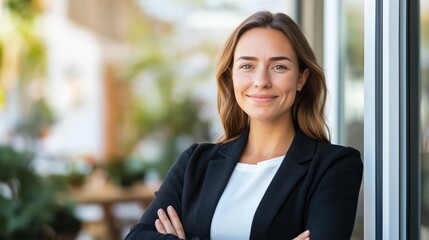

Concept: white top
[[210, 155, 284, 240]]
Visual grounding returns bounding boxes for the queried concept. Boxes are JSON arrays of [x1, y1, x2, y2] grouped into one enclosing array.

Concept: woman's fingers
[[157, 208, 177, 235], [155, 206, 186, 239], [167, 206, 186, 239], [293, 229, 310, 240], [155, 219, 166, 234]]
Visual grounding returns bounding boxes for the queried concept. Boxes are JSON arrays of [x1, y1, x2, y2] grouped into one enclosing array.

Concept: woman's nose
[[253, 69, 271, 88]]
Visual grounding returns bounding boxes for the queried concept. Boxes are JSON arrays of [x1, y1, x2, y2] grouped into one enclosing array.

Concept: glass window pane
[[340, 0, 364, 239], [421, 0, 429, 238]]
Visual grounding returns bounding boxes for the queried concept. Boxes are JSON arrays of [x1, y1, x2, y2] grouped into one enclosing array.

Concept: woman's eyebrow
[[235, 56, 257, 62], [235, 56, 293, 62], [270, 56, 293, 62]]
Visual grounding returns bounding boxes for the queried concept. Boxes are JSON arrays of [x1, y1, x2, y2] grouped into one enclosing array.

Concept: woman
[[125, 11, 362, 240]]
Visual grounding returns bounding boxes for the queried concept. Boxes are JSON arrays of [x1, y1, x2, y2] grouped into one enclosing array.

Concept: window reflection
[[340, 0, 364, 239], [421, 0, 429, 238]]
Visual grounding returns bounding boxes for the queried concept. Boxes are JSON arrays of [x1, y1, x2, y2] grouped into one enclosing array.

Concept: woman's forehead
[[233, 28, 297, 61]]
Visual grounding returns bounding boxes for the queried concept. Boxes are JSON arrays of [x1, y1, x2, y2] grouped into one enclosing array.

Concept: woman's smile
[[246, 93, 278, 103]]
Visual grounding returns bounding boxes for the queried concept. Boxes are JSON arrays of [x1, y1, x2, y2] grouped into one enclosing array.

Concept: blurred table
[[69, 180, 160, 240]]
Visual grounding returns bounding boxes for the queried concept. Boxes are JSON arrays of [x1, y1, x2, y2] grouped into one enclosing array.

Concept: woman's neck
[[240, 121, 296, 164]]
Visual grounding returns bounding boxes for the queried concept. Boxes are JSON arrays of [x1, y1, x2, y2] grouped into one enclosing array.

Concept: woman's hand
[[293, 230, 310, 240], [155, 205, 308, 240], [155, 206, 186, 239]]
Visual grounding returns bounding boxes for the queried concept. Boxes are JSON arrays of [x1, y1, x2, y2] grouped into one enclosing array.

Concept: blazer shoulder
[[174, 141, 224, 167], [315, 141, 363, 167], [317, 141, 361, 156]]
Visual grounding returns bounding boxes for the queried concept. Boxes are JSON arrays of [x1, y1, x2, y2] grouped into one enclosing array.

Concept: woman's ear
[[297, 68, 309, 91]]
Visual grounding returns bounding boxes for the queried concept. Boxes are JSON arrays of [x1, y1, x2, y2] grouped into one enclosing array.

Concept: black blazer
[[125, 129, 363, 240]]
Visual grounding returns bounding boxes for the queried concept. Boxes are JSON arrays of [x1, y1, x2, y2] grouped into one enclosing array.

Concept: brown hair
[[216, 11, 329, 143]]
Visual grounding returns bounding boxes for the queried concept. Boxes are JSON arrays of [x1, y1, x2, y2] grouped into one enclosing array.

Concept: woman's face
[[232, 27, 308, 124]]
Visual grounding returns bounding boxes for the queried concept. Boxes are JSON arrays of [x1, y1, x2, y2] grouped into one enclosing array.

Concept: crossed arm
[[154, 205, 310, 240]]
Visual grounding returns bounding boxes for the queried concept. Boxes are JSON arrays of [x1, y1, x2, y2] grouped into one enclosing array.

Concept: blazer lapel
[[250, 129, 316, 240], [193, 130, 249, 238]]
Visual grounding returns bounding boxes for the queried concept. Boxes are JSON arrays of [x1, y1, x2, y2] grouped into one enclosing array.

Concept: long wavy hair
[[216, 11, 330, 143]]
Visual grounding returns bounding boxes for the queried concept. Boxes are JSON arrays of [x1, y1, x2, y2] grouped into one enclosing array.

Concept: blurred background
[[0, 0, 391, 239]]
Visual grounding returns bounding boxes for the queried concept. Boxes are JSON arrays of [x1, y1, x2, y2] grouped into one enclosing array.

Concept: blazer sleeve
[[305, 147, 363, 240], [124, 144, 198, 240]]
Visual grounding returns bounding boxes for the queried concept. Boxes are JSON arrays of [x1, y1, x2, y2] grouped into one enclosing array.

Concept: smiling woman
[[231, 28, 308, 129], [125, 11, 362, 240], [216, 13, 329, 145]]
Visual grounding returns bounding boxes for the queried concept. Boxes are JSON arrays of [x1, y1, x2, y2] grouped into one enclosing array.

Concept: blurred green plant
[[105, 156, 147, 187], [4, 0, 44, 20], [0, 0, 53, 149], [0, 145, 80, 240], [0, 0, 47, 84], [0, 2, 72, 238]]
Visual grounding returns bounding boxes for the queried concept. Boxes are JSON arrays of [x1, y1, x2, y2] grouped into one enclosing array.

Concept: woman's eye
[[240, 64, 252, 70], [273, 65, 287, 70]]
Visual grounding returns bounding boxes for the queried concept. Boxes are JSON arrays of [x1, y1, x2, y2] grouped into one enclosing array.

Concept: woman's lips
[[246, 94, 278, 102]]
